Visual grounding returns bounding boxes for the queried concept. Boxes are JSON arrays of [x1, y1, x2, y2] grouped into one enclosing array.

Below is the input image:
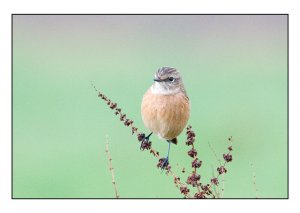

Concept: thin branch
[[192, 144, 201, 194], [211, 165, 220, 198], [208, 141, 225, 198], [221, 173, 225, 198], [168, 170, 191, 198], [208, 141, 222, 197], [208, 141, 222, 166], [207, 137, 233, 198], [105, 136, 120, 198], [90, 81, 98, 93], [250, 162, 259, 198]]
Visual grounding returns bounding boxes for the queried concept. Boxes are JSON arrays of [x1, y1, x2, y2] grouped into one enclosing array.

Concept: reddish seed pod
[[186, 172, 200, 187], [137, 133, 145, 141], [109, 102, 117, 109], [223, 153, 233, 162], [188, 148, 197, 158], [217, 166, 227, 174], [211, 177, 219, 185], [180, 186, 190, 195], [140, 141, 151, 151], [120, 114, 126, 121], [192, 158, 202, 168], [131, 127, 138, 134], [201, 184, 210, 192], [194, 192, 206, 199]]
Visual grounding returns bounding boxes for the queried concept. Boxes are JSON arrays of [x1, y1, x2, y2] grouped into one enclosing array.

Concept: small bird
[[141, 67, 190, 169]]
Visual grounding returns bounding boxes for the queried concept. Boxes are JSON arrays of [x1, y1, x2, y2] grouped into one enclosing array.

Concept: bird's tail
[[170, 138, 177, 145]]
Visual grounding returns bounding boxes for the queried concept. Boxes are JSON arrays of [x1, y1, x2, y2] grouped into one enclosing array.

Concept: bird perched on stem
[[141, 67, 190, 169]]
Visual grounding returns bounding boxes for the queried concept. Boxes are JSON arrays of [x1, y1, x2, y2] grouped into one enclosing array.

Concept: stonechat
[[141, 67, 190, 169]]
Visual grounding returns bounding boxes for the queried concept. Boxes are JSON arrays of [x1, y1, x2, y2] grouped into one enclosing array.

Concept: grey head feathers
[[152, 67, 188, 97]]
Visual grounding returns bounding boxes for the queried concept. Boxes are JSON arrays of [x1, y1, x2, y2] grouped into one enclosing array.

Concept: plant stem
[[105, 136, 120, 198]]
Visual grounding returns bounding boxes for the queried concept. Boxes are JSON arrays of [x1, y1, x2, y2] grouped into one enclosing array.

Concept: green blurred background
[[13, 15, 287, 198]]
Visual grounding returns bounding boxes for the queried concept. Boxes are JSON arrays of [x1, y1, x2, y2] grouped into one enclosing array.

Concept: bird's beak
[[154, 78, 163, 82]]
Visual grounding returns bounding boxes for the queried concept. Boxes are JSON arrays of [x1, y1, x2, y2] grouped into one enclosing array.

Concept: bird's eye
[[168, 77, 175, 82]]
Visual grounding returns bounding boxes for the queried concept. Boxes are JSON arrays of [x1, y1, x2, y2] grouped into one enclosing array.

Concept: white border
[[1, 1, 299, 213]]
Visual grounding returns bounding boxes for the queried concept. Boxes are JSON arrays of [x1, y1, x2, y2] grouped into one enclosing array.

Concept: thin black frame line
[[11, 197, 287, 199], [11, 14, 289, 199], [11, 14, 14, 200], [11, 13, 289, 15], [287, 14, 289, 199]]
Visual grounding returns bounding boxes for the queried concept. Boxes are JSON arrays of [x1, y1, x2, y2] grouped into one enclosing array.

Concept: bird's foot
[[140, 132, 153, 150], [157, 157, 169, 171], [162, 157, 169, 170]]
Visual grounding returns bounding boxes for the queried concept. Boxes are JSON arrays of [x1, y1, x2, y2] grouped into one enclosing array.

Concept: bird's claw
[[140, 133, 153, 150], [140, 137, 149, 150], [159, 157, 169, 171]]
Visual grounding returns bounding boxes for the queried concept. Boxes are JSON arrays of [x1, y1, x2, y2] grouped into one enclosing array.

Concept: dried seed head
[[97, 92, 106, 100], [211, 177, 219, 185], [188, 148, 197, 158], [124, 119, 133, 126], [186, 172, 200, 187], [150, 149, 159, 157], [185, 125, 196, 146], [191, 158, 202, 168], [180, 186, 190, 195], [131, 127, 138, 135], [137, 133, 145, 141], [223, 153, 233, 162], [166, 165, 172, 173], [120, 114, 126, 121], [186, 137, 195, 146], [217, 166, 227, 174], [140, 141, 151, 151], [157, 158, 169, 169], [201, 184, 210, 192], [174, 177, 180, 184], [194, 192, 206, 199], [98, 92, 103, 98], [187, 131, 195, 139], [114, 108, 121, 115], [228, 146, 233, 151], [109, 102, 117, 109]]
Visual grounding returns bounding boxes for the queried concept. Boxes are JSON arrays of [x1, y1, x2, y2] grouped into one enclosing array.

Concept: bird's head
[[152, 67, 187, 96]]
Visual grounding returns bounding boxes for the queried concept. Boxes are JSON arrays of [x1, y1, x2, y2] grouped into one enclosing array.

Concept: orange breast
[[141, 89, 190, 141]]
